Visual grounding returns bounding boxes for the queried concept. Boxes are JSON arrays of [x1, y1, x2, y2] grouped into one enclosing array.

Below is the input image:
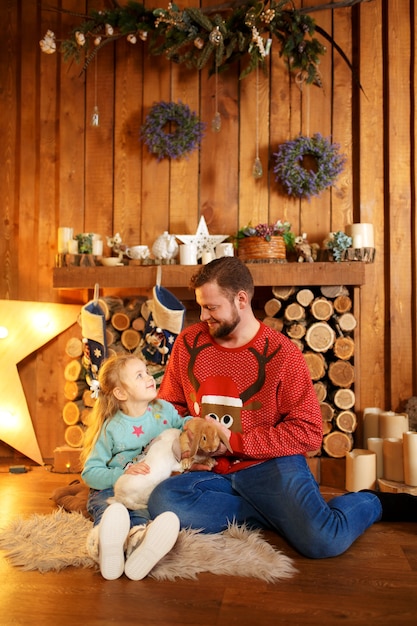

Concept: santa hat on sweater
[[195, 376, 243, 414]]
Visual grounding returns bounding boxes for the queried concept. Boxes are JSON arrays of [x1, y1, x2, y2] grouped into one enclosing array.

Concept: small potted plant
[[325, 231, 352, 262], [75, 233, 94, 254], [235, 220, 295, 263]]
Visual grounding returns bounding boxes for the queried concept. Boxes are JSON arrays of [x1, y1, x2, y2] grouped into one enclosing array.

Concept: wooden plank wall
[[0, 0, 416, 461]]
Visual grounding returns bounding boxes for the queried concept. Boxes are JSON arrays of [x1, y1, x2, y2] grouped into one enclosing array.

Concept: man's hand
[[202, 414, 231, 456], [180, 415, 232, 470]]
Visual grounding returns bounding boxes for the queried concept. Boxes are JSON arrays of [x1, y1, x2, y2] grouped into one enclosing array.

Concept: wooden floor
[[1, 465, 417, 626]]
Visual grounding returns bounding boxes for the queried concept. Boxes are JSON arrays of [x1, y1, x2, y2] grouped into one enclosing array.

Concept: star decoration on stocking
[[175, 216, 228, 260]]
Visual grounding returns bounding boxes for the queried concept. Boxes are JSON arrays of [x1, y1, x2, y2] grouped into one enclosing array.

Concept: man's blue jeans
[[148, 455, 382, 558]]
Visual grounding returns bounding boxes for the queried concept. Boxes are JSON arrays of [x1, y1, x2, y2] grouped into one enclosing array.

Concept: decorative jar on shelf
[[235, 220, 294, 263], [237, 235, 287, 262]]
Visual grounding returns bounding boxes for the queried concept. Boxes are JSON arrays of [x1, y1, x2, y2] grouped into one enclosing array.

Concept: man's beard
[[208, 309, 240, 339]]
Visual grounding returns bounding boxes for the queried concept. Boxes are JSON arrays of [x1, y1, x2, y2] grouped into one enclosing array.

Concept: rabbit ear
[[187, 425, 202, 458], [217, 429, 233, 453]]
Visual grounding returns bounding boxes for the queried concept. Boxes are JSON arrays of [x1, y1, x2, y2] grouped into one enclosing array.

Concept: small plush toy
[[50, 479, 91, 518], [179, 418, 233, 471]]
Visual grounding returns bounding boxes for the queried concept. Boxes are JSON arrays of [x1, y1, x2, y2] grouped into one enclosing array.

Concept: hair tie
[[90, 379, 100, 399]]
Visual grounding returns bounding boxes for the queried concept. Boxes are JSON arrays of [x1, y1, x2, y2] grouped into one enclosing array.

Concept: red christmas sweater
[[158, 321, 323, 474]]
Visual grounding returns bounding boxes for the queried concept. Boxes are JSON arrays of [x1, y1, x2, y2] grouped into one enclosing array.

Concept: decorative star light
[[175, 216, 228, 259], [0, 300, 80, 465]]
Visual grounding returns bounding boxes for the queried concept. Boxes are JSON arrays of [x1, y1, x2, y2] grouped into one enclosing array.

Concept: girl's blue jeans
[[87, 487, 151, 528], [148, 455, 382, 558]]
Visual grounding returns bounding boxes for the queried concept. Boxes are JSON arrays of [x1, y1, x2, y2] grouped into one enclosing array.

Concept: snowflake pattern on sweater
[[158, 322, 323, 473]]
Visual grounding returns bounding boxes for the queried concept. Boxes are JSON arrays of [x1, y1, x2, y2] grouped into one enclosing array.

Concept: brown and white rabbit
[[179, 418, 233, 471]]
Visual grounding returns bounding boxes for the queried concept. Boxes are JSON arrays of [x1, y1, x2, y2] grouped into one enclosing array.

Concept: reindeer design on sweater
[[184, 331, 282, 433]]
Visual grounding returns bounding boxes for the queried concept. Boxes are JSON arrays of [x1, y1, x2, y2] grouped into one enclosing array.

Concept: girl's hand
[[125, 461, 150, 475]]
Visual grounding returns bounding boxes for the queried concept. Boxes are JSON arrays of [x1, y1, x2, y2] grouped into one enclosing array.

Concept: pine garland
[[41, 1, 327, 82]]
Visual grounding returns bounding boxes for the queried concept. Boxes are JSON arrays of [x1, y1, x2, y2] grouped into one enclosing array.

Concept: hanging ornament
[[139, 31, 148, 41], [252, 61, 263, 178], [212, 111, 221, 133], [253, 157, 263, 179], [90, 56, 100, 127], [211, 64, 221, 133], [194, 37, 204, 50], [209, 26, 223, 46], [91, 106, 100, 127]]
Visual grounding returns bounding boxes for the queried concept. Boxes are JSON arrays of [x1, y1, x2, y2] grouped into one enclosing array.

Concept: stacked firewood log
[[263, 284, 358, 458], [61, 288, 358, 459]]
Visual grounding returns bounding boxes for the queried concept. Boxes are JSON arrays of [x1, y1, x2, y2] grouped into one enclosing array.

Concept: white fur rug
[[0, 508, 296, 582]]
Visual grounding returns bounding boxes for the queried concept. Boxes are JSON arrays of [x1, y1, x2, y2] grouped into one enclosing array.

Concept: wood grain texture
[[0, 466, 416, 625], [1, 0, 417, 458], [357, 0, 386, 410], [386, 0, 413, 408]]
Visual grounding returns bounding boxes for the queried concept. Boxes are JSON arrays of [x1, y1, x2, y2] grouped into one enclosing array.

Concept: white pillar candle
[[57, 227, 74, 253], [379, 411, 409, 439], [345, 223, 375, 248], [201, 251, 213, 264], [367, 437, 384, 478], [92, 239, 103, 256], [363, 407, 381, 447], [383, 438, 404, 483], [179, 244, 197, 265], [67, 239, 79, 254], [216, 242, 234, 258], [403, 431, 417, 487], [345, 449, 377, 492]]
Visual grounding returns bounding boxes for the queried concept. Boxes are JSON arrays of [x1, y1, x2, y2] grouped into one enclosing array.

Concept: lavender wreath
[[140, 101, 206, 161], [273, 133, 346, 200]]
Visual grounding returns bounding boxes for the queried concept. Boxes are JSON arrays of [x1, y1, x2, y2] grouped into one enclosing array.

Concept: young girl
[[81, 352, 190, 581]]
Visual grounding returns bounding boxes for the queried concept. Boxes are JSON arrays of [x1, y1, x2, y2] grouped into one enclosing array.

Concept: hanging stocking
[[141, 266, 185, 366], [80, 283, 107, 384]]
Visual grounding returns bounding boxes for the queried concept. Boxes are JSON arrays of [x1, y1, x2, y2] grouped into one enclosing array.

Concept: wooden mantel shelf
[[53, 262, 366, 290]]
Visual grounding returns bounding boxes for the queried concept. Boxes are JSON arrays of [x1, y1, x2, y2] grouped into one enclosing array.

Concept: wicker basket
[[237, 235, 286, 262]]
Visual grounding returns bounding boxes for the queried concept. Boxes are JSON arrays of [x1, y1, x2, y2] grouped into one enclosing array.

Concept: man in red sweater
[[148, 256, 415, 557]]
